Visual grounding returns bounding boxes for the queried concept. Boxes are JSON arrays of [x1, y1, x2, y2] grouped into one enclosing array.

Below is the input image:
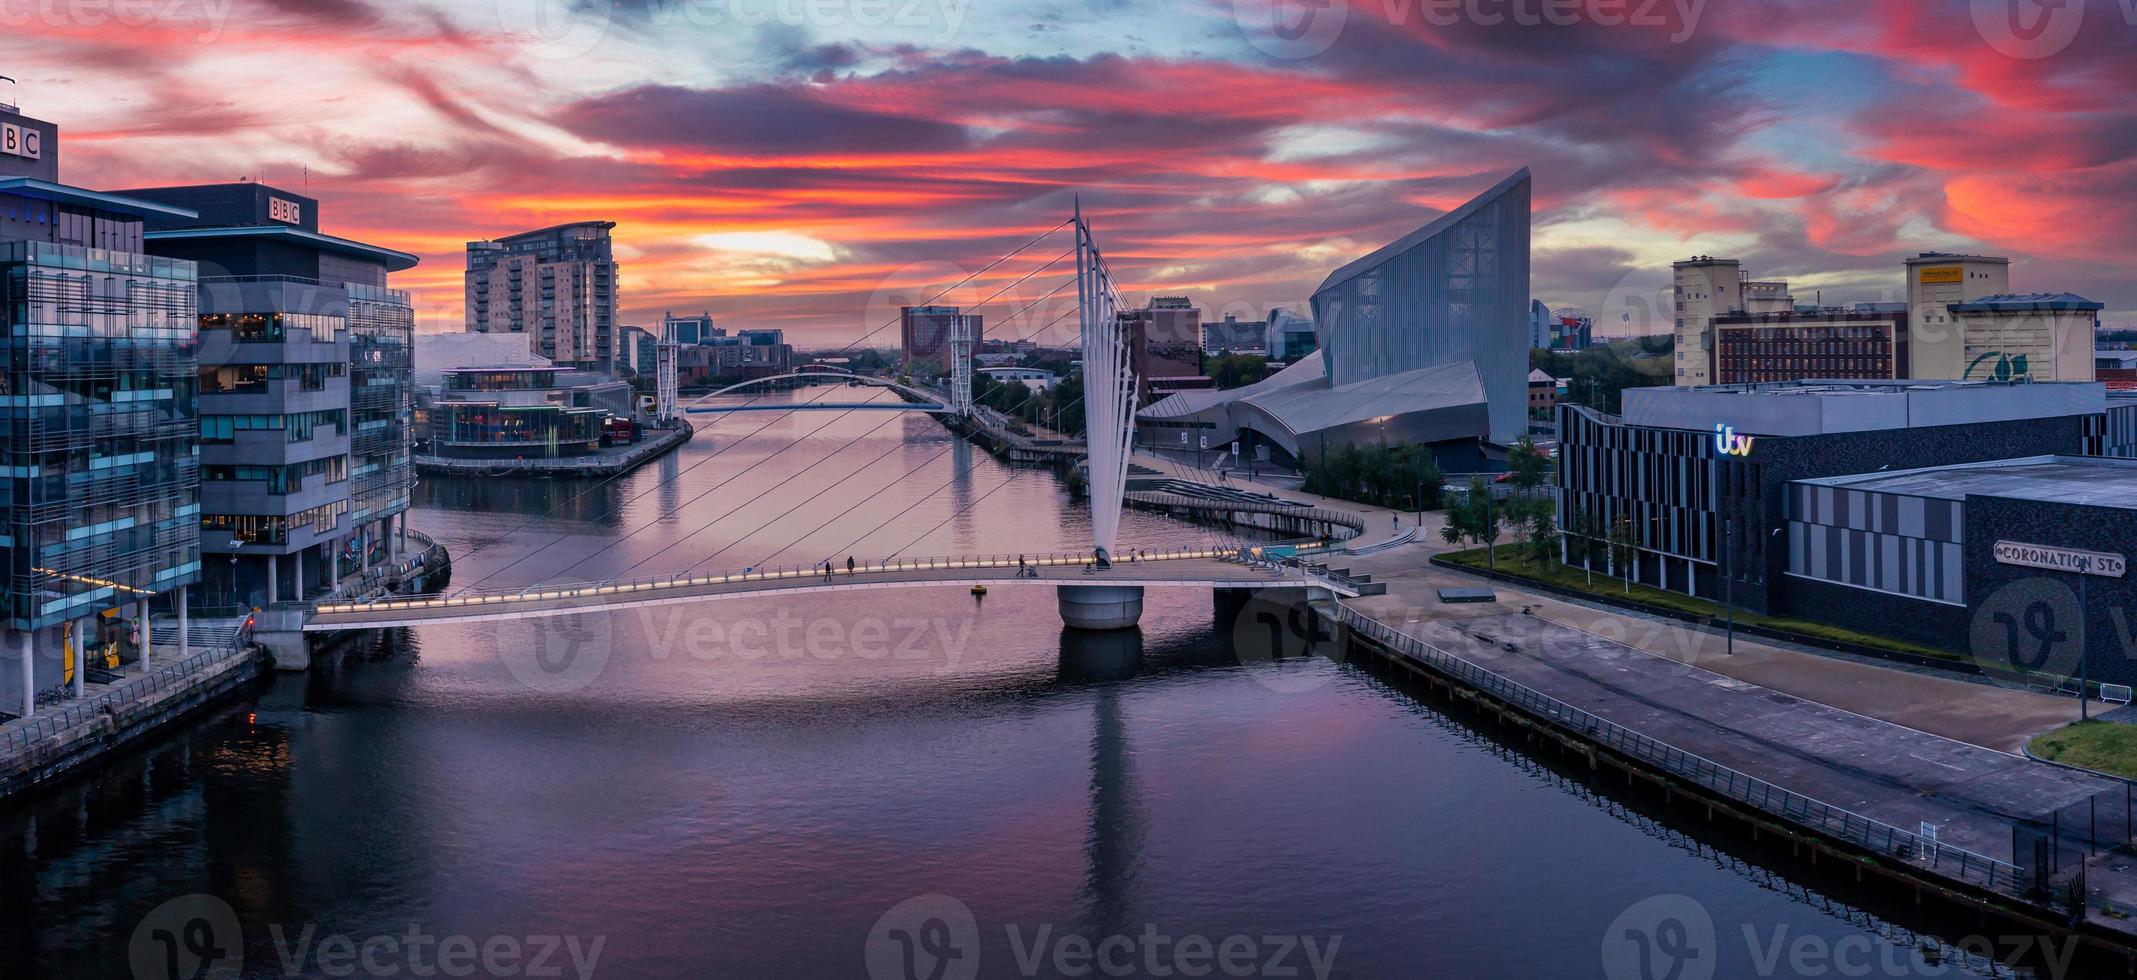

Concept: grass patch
[[2029, 721, 2137, 780], [1438, 546, 1966, 663]]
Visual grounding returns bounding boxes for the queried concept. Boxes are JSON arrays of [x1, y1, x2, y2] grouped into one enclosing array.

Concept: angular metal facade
[[1310, 169, 1531, 443]]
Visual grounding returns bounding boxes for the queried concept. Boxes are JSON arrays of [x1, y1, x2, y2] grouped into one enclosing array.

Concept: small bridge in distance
[[683, 369, 950, 414]]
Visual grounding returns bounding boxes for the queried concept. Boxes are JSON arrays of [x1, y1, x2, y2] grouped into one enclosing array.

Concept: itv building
[[1140, 169, 1531, 470], [1557, 379, 2137, 683]]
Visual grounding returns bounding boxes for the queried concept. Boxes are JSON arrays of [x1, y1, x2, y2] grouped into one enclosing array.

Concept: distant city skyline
[[7, 0, 2134, 341]]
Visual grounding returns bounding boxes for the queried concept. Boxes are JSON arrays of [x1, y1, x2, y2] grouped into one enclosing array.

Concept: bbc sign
[[1, 121, 43, 161], [268, 197, 301, 224]]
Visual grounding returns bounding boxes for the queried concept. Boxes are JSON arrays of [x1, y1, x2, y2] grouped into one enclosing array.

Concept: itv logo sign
[[1713, 423, 1755, 457]]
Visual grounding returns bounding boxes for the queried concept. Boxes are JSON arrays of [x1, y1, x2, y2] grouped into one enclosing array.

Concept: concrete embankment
[[414, 420, 694, 477], [0, 645, 261, 803], [1334, 600, 2137, 961]]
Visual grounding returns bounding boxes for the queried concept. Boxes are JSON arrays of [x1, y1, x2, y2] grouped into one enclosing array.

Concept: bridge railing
[[1333, 605, 2029, 897], [313, 544, 1309, 616]]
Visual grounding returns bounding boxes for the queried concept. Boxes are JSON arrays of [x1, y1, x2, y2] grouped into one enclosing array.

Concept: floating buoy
[[971, 585, 988, 598]]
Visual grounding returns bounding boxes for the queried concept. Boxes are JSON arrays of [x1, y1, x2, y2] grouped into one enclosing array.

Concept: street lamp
[[2078, 554, 2093, 721]]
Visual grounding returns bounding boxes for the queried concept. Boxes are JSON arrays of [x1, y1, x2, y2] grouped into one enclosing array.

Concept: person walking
[[846, 556, 856, 576]]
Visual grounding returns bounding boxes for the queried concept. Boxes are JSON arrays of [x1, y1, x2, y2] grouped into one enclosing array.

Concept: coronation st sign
[[1993, 541, 2127, 578]]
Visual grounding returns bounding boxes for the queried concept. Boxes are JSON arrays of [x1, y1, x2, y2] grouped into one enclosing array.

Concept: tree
[[1531, 339, 1674, 414], [1522, 501, 1557, 562], [1608, 515, 1637, 594], [1507, 435, 1549, 491], [1206, 354, 1270, 390], [1302, 442, 1442, 510], [1049, 371, 1085, 436], [1440, 478, 1503, 575]]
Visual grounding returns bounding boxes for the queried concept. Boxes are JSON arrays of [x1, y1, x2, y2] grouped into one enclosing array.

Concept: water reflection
[[416, 473, 626, 525], [1061, 629, 1143, 941]]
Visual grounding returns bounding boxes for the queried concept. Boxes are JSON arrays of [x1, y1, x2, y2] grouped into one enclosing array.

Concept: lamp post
[[2078, 554, 2092, 722], [1723, 514, 1735, 657]]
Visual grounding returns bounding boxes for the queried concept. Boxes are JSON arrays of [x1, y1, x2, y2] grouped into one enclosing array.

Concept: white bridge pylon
[[1077, 199, 1137, 566]]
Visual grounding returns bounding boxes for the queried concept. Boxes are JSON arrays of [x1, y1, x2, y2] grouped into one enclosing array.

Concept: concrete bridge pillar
[[70, 619, 87, 698], [1057, 585, 1144, 631], [15, 628, 33, 719], [251, 607, 314, 672]]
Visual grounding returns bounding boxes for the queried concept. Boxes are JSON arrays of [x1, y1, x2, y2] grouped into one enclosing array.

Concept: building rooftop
[[1948, 292, 2104, 313], [145, 224, 419, 271], [1314, 167, 1529, 297], [0, 178, 199, 220], [1798, 455, 2137, 511], [1622, 378, 2108, 436], [1907, 251, 2008, 264]]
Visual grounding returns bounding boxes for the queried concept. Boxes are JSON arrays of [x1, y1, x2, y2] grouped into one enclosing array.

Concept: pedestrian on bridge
[[847, 556, 856, 576]]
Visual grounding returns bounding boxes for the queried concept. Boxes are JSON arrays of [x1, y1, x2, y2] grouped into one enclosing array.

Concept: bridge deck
[[307, 551, 1354, 630]]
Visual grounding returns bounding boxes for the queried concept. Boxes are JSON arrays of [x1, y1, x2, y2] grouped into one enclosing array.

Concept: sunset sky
[[8, 0, 2135, 345]]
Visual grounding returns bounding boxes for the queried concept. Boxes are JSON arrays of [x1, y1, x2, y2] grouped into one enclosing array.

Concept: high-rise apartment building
[[123, 183, 420, 609], [465, 221, 618, 371], [900, 306, 982, 374], [1121, 296, 1203, 404], [2, 104, 202, 716], [619, 325, 658, 378]]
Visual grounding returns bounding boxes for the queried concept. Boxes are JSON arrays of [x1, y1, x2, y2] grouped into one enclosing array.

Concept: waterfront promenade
[[1136, 447, 2137, 930]]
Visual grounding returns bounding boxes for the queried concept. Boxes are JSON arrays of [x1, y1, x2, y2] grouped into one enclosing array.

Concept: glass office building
[[121, 182, 419, 608], [2, 104, 204, 715]]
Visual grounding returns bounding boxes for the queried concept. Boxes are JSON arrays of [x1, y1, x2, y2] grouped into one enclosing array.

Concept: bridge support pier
[[251, 608, 314, 671], [1057, 585, 1144, 631]]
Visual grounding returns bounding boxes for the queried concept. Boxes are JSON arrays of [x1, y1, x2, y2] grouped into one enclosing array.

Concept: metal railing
[[314, 542, 1336, 617], [1334, 605, 2029, 896], [318, 529, 449, 604], [0, 632, 255, 766], [1124, 492, 1366, 542]]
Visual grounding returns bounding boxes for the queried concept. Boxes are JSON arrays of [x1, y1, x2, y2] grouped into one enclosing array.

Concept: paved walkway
[[1136, 448, 2085, 752], [310, 552, 1350, 630]]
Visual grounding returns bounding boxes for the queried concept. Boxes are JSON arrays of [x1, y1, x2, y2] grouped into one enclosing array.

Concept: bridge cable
[[454, 232, 1078, 591], [439, 218, 1072, 585], [737, 305, 1090, 569], [554, 263, 1085, 587]]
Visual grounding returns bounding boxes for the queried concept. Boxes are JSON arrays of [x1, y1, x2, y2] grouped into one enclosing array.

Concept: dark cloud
[[559, 84, 972, 156]]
